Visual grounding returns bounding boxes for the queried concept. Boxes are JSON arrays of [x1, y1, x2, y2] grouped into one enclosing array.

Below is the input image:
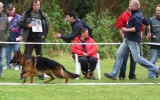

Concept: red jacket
[[116, 10, 144, 31], [71, 36, 98, 58]]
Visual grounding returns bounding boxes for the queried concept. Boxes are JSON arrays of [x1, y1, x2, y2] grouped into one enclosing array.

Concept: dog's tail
[[63, 70, 80, 79]]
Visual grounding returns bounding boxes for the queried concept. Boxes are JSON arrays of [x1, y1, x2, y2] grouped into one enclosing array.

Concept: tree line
[[2, 0, 159, 59]]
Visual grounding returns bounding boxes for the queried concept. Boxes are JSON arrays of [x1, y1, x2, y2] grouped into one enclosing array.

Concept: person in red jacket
[[71, 28, 98, 80]]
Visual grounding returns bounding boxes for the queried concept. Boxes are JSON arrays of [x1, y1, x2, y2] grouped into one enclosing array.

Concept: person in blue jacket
[[55, 11, 84, 42], [103, 0, 160, 80], [4, 4, 23, 70]]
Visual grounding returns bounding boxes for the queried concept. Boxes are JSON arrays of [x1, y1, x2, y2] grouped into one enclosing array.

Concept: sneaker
[[14, 65, 19, 70], [44, 74, 49, 78], [3, 66, 11, 69], [3, 67, 7, 69], [104, 73, 116, 80]]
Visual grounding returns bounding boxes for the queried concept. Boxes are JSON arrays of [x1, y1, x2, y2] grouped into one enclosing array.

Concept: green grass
[[0, 58, 160, 100], [0, 85, 160, 100]]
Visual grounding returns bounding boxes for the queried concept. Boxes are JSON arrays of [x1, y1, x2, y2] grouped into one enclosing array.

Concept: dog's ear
[[17, 49, 22, 55], [16, 50, 19, 55]]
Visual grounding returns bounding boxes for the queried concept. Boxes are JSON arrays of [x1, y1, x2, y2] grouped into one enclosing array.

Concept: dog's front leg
[[23, 72, 35, 83], [22, 76, 27, 83], [30, 76, 34, 83], [22, 73, 29, 83]]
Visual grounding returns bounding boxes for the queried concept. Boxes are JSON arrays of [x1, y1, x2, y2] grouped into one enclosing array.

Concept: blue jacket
[[61, 18, 84, 41], [124, 9, 147, 44], [7, 13, 23, 42]]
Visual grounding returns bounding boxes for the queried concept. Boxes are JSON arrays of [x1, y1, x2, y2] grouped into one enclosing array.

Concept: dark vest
[[150, 16, 160, 42]]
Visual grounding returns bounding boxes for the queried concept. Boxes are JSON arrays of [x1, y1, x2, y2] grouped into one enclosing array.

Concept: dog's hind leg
[[65, 79, 68, 83], [44, 71, 55, 83]]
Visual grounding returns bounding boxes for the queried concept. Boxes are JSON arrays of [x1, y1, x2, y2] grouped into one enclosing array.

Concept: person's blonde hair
[[0, 2, 4, 7], [157, 4, 160, 7], [130, 0, 140, 8]]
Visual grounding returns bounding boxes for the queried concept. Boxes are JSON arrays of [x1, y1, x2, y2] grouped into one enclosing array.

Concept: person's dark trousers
[[78, 56, 97, 75], [20, 38, 44, 80], [119, 52, 136, 79], [128, 53, 136, 79], [119, 52, 128, 78]]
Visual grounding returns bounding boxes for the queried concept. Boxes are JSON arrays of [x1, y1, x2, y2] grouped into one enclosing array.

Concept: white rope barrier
[[0, 42, 121, 45], [0, 42, 160, 45], [0, 83, 159, 86], [142, 42, 160, 45]]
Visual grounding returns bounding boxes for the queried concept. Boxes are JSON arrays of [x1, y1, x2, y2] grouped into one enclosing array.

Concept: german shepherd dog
[[10, 50, 79, 83]]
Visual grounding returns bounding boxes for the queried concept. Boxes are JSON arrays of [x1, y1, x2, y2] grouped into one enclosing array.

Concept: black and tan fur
[[10, 50, 79, 83]]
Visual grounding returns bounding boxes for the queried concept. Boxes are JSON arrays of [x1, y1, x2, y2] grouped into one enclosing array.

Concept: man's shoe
[[38, 75, 44, 80], [156, 67, 160, 78], [149, 77, 155, 79], [129, 77, 137, 80], [119, 77, 125, 80], [129, 75, 137, 80], [104, 73, 116, 80]]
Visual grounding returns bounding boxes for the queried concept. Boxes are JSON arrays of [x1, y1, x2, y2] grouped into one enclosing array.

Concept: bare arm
[[118, 29, 124, 40], [141, 31, 143, 39], [121, 27, 136, 33], [146, 25, 152, 40]]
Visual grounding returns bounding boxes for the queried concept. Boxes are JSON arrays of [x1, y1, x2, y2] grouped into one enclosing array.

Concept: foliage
[[42, 0, 71, 55], [3, 0, 159, 18], [85, 10, 121, 59], [41, 0, 122, 59], [3, 0, 159, 59], [58, 0, 94, 19], [13, 0, 30, 14], [140, 0, 159, 18]]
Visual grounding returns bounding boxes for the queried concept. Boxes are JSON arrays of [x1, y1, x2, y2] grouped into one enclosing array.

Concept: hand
[[28, 23, 35, 28], [55, 33, 61, 39], [146, 33, 151, 40], [18, 36, 23, 41], [121, 34, 124, 40], [121, 27, 127, 33], [42, 35, 45, 38], [118, 29, 124, 40], [153, 35, 156, 38], [83, 53, 88, 56]]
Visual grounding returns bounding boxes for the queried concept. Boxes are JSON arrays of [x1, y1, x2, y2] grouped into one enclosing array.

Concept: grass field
[[0, 57, 160, 100]]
